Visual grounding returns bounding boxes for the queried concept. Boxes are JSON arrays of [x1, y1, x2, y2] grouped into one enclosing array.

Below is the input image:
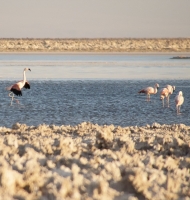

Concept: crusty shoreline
[[0, 122, 190, 199], [0, 38, 190, 52]]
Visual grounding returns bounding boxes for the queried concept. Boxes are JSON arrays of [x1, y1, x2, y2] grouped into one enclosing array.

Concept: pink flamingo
[[166, 85, 175, 107], [175, 91, 184, 115], [6, 68, 31, 105], [160, 88, 170, 107], [138, 83, 159, 101]]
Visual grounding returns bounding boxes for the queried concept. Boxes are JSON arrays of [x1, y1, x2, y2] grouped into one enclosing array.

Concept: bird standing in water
[[175, 91, 184, 115], [6, 68, 31, 105], [166, 85, 175, 107], [160, 87, 169, 107], [138, 83, 159, 101]]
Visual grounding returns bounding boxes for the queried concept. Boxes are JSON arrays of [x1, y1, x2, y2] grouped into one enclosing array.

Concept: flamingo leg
[[9, 92, 14, 106], [179, 106, 181, 114], [168, 95, 170, 107], [162, 99, 164, 107], [147, 94, 150, 101], [9, 92, 19, 106], [176, 105, 180, 115]]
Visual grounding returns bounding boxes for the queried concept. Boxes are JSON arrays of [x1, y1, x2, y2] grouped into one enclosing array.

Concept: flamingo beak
[[29, 68, 31, 71]]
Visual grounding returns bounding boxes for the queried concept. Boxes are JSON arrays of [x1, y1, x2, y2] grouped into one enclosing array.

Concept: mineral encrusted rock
[[0, 122, 190, 199], [0, 38, 190, 52]]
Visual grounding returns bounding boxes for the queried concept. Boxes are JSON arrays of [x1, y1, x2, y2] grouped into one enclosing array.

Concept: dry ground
[[0, 38, 190, 52], [0, 122, 190, 200]]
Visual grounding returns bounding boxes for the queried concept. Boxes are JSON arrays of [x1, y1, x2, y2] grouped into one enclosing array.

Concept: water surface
[[0, 53, 190, 127], [0, 80, 189, 128], [0, 53, 190, 80]]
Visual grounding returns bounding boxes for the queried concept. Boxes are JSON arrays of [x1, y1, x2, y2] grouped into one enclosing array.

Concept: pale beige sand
[[0, 38, 190, 52], [0, 122, 190, 200]]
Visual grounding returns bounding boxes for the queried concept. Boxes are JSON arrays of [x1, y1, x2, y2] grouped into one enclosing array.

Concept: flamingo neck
[[23, 70, 26, 83], [154, 87, 157, 94]]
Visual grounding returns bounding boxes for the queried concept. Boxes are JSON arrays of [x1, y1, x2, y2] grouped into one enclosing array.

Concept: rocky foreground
[[0, 122, 190, 200], [0, 38, 190, 52]]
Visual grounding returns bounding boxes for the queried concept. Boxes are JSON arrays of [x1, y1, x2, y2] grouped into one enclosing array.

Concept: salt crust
[[0, 38, 190, 52], [0, 122, 190, 199]]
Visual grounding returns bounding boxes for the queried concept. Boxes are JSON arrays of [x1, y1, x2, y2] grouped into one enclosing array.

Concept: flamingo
[[166, 85, 175, 107], [160, 88, 169, 107], [138, 83, 159, 101], [6, 68, 31, 105], [175, 91, 184, 115]]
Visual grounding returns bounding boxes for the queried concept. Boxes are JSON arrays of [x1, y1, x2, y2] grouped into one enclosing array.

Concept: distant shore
[[0, 38, 190, 52]]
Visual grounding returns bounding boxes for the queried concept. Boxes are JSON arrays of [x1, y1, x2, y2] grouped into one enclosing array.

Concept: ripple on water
[[0, 80, 190, 127]]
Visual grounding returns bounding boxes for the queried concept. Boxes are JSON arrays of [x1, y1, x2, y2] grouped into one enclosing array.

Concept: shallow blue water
[[1, 80, 190, 128], [0, 53, 190, 80], [0, 53, 190, 127]]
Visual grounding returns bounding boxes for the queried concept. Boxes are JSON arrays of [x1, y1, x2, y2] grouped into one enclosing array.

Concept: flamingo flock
[[6, 68, 185, 115], [139, 83, 184, 115]]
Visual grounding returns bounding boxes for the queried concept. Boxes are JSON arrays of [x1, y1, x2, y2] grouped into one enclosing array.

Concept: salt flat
[[0, 122, 189, 199]]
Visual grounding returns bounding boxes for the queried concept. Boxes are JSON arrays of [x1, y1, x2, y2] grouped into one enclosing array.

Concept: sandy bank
[[0, 38, 190, 52], [0, 122, 190, 199]]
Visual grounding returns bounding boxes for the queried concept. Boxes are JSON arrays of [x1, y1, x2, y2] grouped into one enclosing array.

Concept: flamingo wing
[[145, 87, 154, 94], [10, 84, 22, 96], [138, 88, 147, 94], [138, 87, 153, 94], [175, 95, 184, 106], [166, 85, 174, 94], [175, 95, 179, 105], [160, 88, 169, 97], [24, 81, 30, 89], [179, 96, 184, 105]]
